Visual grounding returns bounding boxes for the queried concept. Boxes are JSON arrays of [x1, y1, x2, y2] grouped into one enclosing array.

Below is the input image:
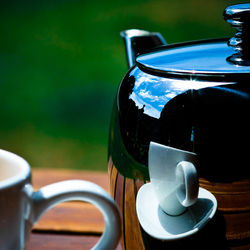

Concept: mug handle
[[24, 180, 121, 250], [176, 161, 199, 207]]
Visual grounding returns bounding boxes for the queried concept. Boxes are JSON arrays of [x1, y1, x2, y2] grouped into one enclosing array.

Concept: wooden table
[[27, 169, 250, 249], [27, 169, 122, 250]]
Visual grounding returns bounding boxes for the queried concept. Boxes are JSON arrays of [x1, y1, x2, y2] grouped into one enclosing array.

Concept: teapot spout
[[120, 29, 167, 68]]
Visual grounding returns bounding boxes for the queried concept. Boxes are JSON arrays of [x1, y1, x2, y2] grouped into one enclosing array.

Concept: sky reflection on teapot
[[128, 68, 233, 119]]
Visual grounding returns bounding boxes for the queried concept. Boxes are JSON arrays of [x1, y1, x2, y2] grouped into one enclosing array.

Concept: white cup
[[0, 149, 121, 250], [149, 142, 199, 216]]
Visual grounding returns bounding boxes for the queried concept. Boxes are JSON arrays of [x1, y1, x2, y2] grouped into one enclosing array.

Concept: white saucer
[[136, 183, 217, 241]]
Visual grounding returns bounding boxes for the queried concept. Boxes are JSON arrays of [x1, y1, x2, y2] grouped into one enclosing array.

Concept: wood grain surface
[[32, 169, 109, 192], [28, 169, 113, 249], [28, 233, 123, 250], [31, 169, 109, 234], [29, 167, 250, 249], [28, 233, 100, 250], [108, 160, 250, 250], [199, 178, 250, 212]]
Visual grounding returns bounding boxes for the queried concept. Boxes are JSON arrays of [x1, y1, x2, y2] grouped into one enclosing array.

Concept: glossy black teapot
[[108, 3, 250, 250], [109, 3, 250, 183]]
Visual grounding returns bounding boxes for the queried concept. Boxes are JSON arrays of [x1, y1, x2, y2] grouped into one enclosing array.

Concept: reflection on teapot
[[108, 3, 250, 250]]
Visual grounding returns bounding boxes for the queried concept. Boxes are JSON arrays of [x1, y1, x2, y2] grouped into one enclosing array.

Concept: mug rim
[[0, 149, 30, 189]]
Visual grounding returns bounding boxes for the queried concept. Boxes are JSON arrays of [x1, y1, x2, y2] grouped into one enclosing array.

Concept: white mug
[[149, 142, 199, 216], [0, 149, 121, 250]]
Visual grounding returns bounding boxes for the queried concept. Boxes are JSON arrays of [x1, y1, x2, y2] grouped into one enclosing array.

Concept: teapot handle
[[121, 29, 167, 68]]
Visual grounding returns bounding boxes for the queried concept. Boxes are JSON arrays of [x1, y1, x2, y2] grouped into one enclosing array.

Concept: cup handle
[[176, 161, 199, 207], [24, 180, 121, 250]]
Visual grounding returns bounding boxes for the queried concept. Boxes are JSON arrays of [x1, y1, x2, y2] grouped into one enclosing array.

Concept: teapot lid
[[136, 4, 250, 80]]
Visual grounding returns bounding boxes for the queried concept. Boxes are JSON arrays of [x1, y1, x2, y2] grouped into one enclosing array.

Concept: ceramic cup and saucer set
[[0, 149, 121, 250], [136, 142, 217, 241]]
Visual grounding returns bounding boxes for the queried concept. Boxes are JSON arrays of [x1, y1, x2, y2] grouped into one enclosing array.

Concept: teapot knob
[[224, 3, 250, 65]]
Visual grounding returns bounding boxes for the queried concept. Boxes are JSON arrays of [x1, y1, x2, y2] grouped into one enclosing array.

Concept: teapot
[[108, 3, 250, 249], [109, 3, 250, 182]]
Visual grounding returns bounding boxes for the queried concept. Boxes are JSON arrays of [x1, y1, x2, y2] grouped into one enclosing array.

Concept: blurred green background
[[0, 0, 248, 171]]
